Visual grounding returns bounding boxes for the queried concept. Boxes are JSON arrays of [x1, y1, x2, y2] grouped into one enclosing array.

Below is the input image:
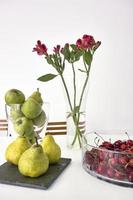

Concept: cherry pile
[[83, 137, 133, 183]]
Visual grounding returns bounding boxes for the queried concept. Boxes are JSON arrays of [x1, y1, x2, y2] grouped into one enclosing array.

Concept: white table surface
[[0, 135, 132, 200]]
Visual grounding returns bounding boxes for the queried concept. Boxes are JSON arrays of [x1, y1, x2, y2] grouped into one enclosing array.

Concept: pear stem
[[35, 136, 39, 146], [37, 88, 39, 92]]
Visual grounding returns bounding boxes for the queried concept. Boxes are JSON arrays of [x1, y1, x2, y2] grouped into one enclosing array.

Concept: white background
[[0, 0, 133, 131]]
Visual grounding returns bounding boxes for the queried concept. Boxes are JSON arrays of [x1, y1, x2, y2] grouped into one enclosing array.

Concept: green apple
[[5, 89, 25, 105], [21, 98, 42, 119], [14, 117, 34, 136]]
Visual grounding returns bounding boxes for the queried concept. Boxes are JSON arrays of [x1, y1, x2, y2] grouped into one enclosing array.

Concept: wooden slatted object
[[0, 119, 85, 136]]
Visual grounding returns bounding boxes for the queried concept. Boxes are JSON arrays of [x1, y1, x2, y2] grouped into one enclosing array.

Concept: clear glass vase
[[66, 111, 86, 149], [61, 68, 89, 149], [5, 102, 50, 141]]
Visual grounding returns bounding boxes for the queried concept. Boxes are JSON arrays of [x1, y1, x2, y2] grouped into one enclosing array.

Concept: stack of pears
[[5, 88, 61, 178], [5, 88, 47, 143], [5, 135, 61, 177]]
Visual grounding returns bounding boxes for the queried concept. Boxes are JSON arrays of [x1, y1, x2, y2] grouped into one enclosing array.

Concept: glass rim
[[82, 130, 133, 155]]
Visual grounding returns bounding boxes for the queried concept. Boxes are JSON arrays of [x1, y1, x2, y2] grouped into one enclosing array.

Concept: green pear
[[10, 105, 24, 122], [14, 117, 34, 136], [21, 98, 42, 119], [28, 88, 43, 105], [5, 136, 31, 165], [18, 145, 49, 177], [5, 89, 25, 105], [41, 135, 61, 164], [26, 131, 36, 145], [33, 110, 46, 127]]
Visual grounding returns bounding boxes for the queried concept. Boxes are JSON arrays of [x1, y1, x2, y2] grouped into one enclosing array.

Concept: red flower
[[82, 35, 95, 49], [53, 45, 61, 53], [76, 39, 82, 48], [76, 34, 96, 50], [33, 40, 48, 56]]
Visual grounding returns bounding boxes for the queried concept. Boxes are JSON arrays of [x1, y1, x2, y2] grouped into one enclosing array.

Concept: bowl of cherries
[[82, 130, 133, 187]]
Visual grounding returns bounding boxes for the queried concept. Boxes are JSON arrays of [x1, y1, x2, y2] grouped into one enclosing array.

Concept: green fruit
[[29, 88, 43, 106], [18, 145, 49, 177], [33, 110, 46, 127], [5, 89, 25, 105], [14, 117, 34, 136], [5, 136, 31, 165], [10, 105, 24, 122], [26, 131, 36, 145], [21, 98, 42, 119], [41, 135, 61, 164]]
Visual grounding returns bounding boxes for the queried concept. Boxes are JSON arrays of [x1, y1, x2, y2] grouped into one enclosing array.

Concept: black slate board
[[0, 158, 71, 190]]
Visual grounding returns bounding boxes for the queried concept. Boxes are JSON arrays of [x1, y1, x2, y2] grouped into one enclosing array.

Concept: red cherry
[[108, 152, 114, 158], [97, 162, 106, 175], [128, 172, 133, 182], [115, 171, 125, 180], [102, 141, 114, 150], [118, 156, 129, 165], [126, 149, 133, 153], [84, 151, 94, 165], [109, 158, 116, 167], [91, 159, 99, 171], [113, 140, 122, 148], [128, 158, 133, 166], [126, 140, 133, 147], [98, 150, 105, 161], [107, 168, 114, 178], [125, 165, 133, 174], [120, 143, 127, 151]]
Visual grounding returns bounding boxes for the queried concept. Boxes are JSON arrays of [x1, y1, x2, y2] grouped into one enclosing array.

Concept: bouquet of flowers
[[33, 34, 101, 148]]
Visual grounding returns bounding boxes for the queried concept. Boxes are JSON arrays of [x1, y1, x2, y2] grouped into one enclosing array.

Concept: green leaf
[[66, 112, 73, 118], [84, 51, 92, 66], [46, 55, 53, 65], [78, 69, 87, 73], [74, 51, 82, 61], [53, 54, 60, 68], [63, 47, 71, 61], [70, 44, 77, 50], [37, 74, 58, 82]]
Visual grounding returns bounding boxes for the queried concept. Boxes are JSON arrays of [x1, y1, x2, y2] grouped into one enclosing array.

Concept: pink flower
[[53, 45, 61, 53], [33, 40, 48, 56], [76, 39, 82, 48], [82, 35, 95, 49], [76, 34, 96, 50]]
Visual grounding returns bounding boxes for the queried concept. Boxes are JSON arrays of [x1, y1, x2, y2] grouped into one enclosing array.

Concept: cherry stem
[[94, 137, 100, 147], [125, 132, 130, 140], [94, 132, 105, 141]]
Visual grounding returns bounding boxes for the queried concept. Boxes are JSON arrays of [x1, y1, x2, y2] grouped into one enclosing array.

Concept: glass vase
[[5, 102, 50, 141], [61, 68, 89, 149], [66, 111, 86, 149]]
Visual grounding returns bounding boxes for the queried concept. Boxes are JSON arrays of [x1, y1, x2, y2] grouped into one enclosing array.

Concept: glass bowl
[[5, 102, 50, 140], [82, 130, 133, 187]]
